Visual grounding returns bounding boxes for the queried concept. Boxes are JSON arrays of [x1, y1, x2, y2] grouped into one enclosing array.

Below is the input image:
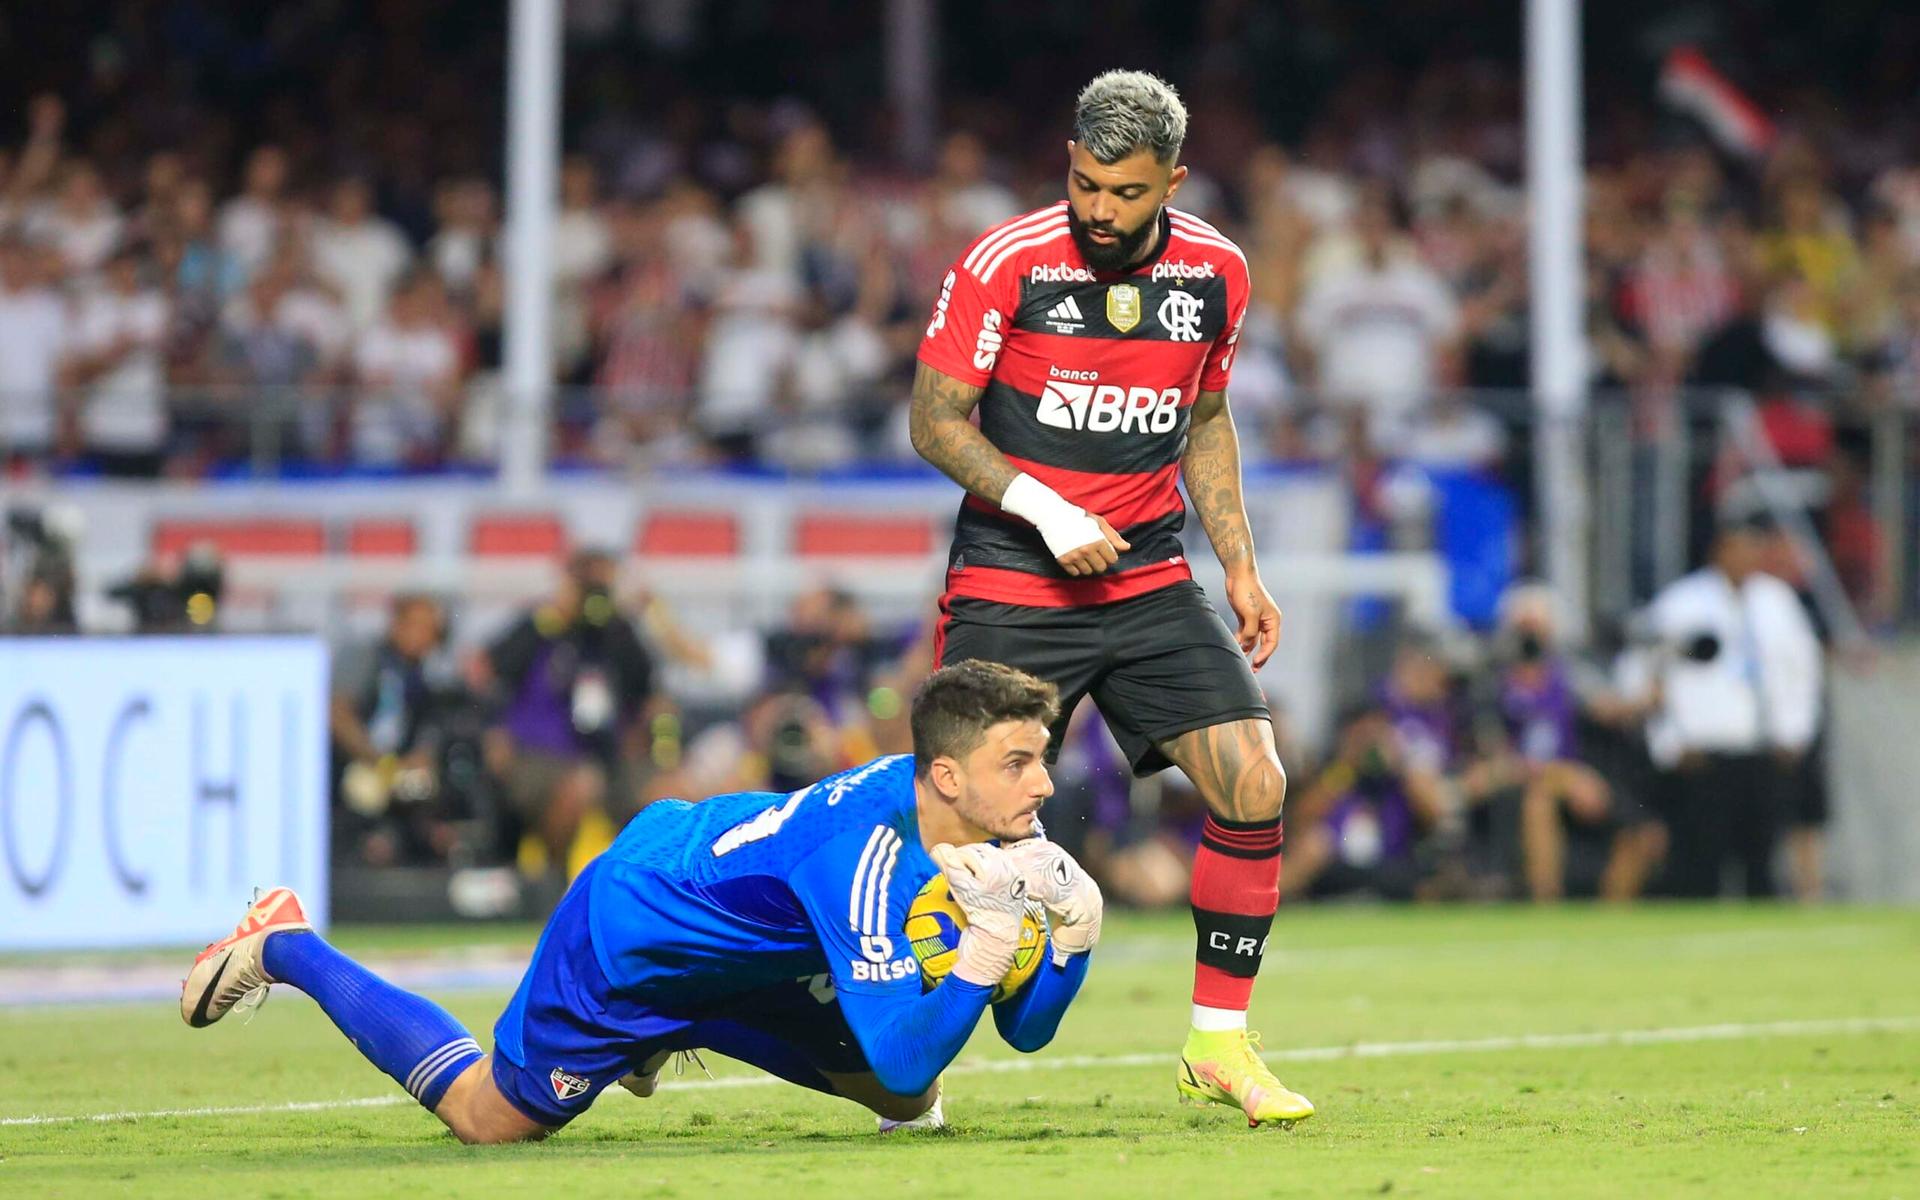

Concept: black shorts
[[1789, 736, 1829, 828], [935, 580, 1269, 776]]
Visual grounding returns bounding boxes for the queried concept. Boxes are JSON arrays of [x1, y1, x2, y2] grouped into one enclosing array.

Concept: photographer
[[107, 545, 225, 632], [1466, 585, 1658, 903], [1284, 704, 1449, 901], [1639, 516, 1823, 898], [478, 549, 657, 880], [331, 594, 463, 866]]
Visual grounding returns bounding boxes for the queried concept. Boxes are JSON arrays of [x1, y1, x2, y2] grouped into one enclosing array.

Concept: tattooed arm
[[1182, 387, 1281, 667], [909, 360, 1127, 575], [907, 360, 1017, 504]]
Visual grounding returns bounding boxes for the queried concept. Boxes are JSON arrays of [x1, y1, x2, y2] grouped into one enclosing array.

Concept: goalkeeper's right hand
[[930, 842, 1028, 988]]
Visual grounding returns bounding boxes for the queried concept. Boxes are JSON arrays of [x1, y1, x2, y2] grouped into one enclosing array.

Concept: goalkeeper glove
[[930, 842, 1029, 987], [1004, 838, 1103, 966]]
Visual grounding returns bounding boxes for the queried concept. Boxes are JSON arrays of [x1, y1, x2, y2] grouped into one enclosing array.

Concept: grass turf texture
[[3, 905, 1916, 1199]]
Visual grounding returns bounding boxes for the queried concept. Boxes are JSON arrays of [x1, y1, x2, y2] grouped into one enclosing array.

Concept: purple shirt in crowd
[[500, 643, 584, 756], [1500, 660, 1578, 764], [1380, 685, 1456, 776]]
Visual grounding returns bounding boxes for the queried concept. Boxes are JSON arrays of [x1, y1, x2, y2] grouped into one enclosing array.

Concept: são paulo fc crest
[[550, 1067, 592, 1102], [1106, 283, 1142, 332]]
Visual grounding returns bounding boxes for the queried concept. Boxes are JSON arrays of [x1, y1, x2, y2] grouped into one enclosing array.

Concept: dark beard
[[1068, 205, 1159, 272]]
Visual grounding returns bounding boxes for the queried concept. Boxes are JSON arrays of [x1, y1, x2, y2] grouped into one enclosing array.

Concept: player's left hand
[[1225, 569, 1282, 669], [1003, 839, 1103, 965]]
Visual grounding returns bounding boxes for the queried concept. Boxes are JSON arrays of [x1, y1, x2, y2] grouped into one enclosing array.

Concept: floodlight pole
[[1527, 0, 1589, 637], [502, 0, 561, 496], [886, 0, 938, 169]]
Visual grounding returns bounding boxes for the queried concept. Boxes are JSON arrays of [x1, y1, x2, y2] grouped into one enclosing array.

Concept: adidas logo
[[1043, 295, 1085, 332]]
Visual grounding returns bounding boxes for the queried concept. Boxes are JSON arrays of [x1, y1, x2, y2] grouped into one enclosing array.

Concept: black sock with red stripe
[[1190, 814, 1284, 1012]]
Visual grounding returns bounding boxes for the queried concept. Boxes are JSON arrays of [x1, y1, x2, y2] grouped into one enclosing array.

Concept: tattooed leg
[[1161, 717, 1287, 824]]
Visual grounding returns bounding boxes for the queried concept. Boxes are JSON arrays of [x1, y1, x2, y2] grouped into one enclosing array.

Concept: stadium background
[[5, 4, 1920, 1196], [4, 0, 1920, 935]]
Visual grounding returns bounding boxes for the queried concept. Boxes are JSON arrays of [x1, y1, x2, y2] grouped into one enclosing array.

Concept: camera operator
[[4, 508, 78, 633], [1284, 704, 1449, 901], [106, 544, 225, 632], [331, 593, 464, 866], [1638, 515, 1822, 898], [478, 549, 657, 880]]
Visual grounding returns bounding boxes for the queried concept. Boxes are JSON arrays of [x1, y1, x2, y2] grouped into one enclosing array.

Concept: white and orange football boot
[[1176, 1029, 1315, 1129], [181, 887, 311, 1028]]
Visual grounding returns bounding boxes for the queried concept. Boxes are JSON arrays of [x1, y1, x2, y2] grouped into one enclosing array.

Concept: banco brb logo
[[1036, 381, 1182, 434]]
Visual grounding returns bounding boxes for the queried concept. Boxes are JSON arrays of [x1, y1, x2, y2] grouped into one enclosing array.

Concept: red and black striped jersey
[[917, 201, 1250, 607]]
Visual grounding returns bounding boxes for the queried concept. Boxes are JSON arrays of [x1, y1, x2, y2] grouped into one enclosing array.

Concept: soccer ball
[[905, 872, 1048, 1003]]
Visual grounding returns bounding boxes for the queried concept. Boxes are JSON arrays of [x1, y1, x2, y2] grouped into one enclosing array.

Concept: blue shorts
[[491, 861, 871, 1127]]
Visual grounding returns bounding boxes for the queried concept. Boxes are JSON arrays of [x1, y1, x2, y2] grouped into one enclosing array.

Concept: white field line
[[5, 1014, 1916, 1129]]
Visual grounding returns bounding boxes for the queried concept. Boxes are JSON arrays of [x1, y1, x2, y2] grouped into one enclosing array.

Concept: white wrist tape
[[1001, 473, 1104, 559]]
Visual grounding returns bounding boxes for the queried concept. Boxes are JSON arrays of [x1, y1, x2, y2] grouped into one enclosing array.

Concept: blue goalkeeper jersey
[[582, 753, 1089, 1097], [587, 754, 934, 1005]]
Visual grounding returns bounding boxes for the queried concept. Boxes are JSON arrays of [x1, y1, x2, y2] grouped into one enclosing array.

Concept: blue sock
[[263, 930, 483, 1111]]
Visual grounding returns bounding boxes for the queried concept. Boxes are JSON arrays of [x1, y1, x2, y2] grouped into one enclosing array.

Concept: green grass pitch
[[4, 905, 1917, 1198]]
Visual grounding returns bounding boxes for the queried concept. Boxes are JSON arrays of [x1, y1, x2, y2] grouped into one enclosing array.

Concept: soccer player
[[910, 70, 1312, 1127], [182, 661, 1103, 1142]]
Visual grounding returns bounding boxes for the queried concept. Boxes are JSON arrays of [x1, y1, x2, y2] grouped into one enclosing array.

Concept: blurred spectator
[[1756, 175, 1859, 341], [61, 243, 170, 475], [24, 161, 122, 276], [479, 550, 657, 879], [426, 178, 497, 298], [163, 176, 244, 309], [351, 271, 464, 465], [218, 247, 351, 389], [552, 156, 614, 380], [1295, 187, 1459, 448], [693, 219, 802, 457], [218, 146, 294, 280], [1621, 192, 1740, 385], [310, 177, 414, 331], [1635, 517, 1823, 898], [6, 559, 77, 634], [0, 236, 68, 464]]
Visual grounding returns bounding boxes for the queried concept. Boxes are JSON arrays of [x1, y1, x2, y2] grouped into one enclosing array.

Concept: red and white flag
[[1658, 46, 1777, 159]]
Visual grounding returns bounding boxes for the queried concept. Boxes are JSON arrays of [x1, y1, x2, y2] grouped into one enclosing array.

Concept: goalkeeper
[[182, 660, 1102, 1142]]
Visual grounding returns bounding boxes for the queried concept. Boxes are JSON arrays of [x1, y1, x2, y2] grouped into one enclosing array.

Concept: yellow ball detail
[[905, 873, 1048, 1003]]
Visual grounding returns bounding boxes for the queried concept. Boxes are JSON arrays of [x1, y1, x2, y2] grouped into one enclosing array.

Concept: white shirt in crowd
[[217, 196, 282, 277], [1296, 254, 1459, 428], [695, 266, 801, 438], [352, 317, 460, 462], [1636, 567, 1823, 768], [310, 217, 414, 330], [0, 282, 70, 450], [70, 286, 170, 452], [24, 202, 124, 275], [553, 205, 613, 286], [220, 287, 352, 375]]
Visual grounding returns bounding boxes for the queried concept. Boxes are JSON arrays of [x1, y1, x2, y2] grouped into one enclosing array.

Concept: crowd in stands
[[1, 2, 1918, 496], [0, 2, 1892, 909]]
